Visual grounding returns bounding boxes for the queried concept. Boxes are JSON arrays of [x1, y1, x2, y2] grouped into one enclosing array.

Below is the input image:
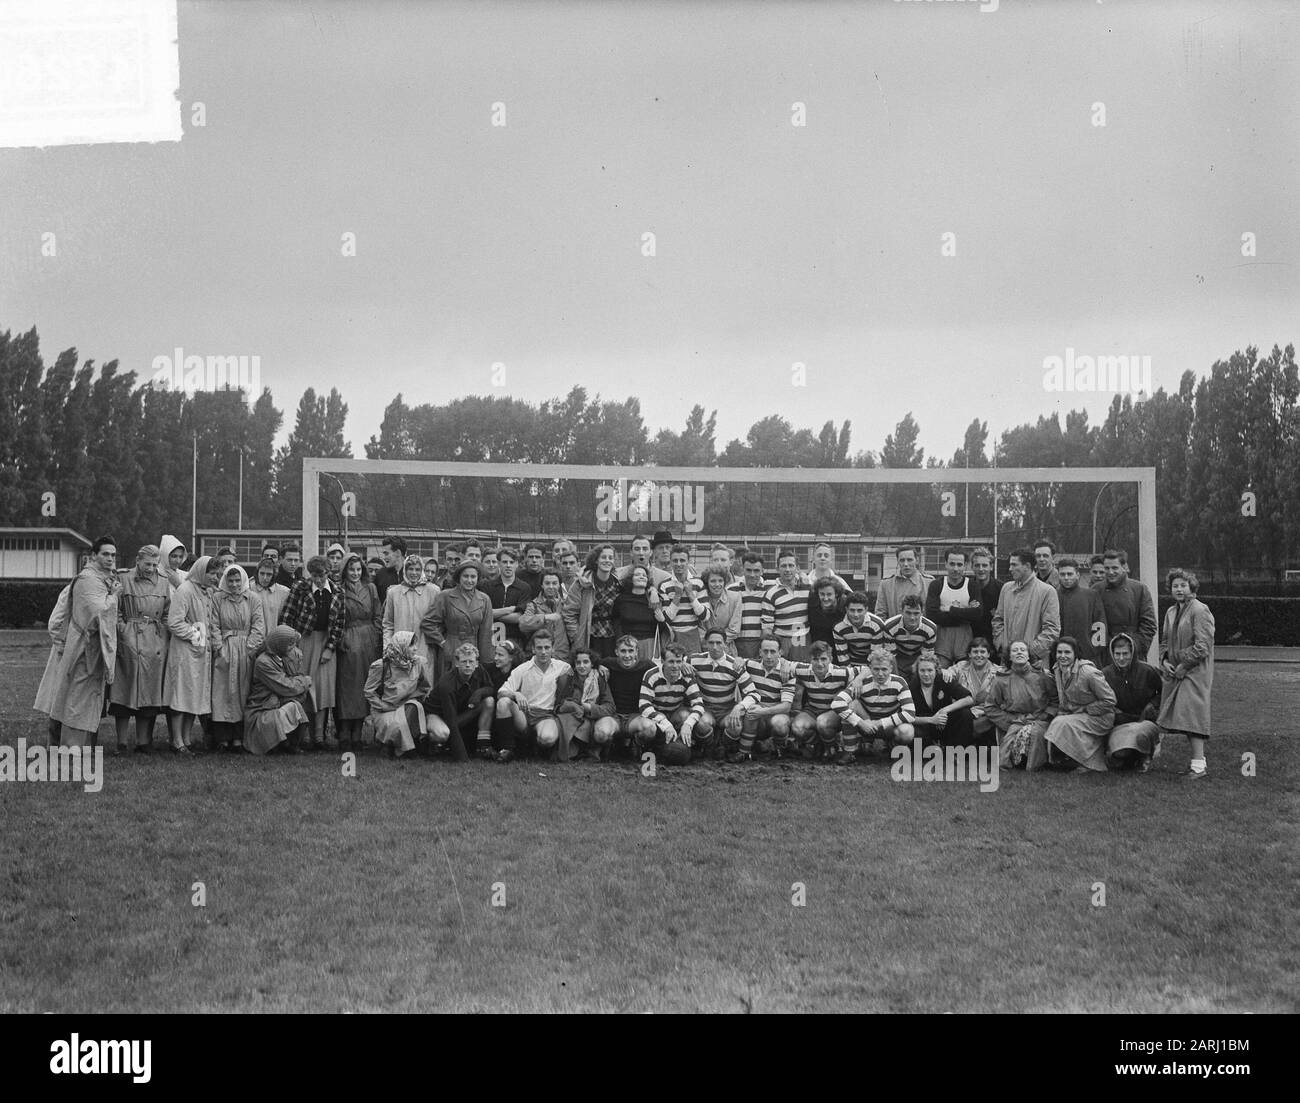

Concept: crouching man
[[689, 628, 754, 759], [635, 643, 707, 765], [1101, 632, 1162, 771], [789, 642, 859, 759], [493, 629, 571, 762], [728, 635, 795, 763], [428, 642, 496, 761], [831, 647, 916, 765]]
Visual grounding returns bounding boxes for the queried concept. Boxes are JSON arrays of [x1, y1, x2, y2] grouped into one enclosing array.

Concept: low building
[[0, 527, 93, 580]]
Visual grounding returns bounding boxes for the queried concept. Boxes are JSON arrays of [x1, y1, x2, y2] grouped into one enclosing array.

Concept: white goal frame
[[303, 459, 1157, 651]]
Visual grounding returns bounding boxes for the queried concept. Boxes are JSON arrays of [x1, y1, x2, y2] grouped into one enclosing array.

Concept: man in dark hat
[[651, 530, 676, 575]]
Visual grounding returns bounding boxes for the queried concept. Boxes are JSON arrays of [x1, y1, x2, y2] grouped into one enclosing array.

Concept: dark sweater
[[601, 658, 656, 714], [1100, 658, 1162, 724]]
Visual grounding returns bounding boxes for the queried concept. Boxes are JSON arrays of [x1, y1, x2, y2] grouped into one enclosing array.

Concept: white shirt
[[503, 658, 573, 712]]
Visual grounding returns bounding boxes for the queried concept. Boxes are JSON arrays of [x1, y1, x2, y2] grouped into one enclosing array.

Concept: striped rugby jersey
[[639, 664, 705, 724], [762, 581, 811, 643], [658, 575, 707, 633], [790, 662, 863, 715], [740, 657, 796, 709], [688, 652, 755, 714], [880, 613, 938, 675], [832, 673, 916, 728], [832, 613, 886, 665], [728, 581, 769, 640]]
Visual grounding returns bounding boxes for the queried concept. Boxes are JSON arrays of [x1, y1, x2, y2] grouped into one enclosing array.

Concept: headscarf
[[401, 554, 425, 587], [385, 630, 418, 670], [186, 555, 215, 588], [217, 563, 250, 600], [264, 625, 300, 658], [159, 534, 185, 563], [254, 557, 278, 589], [326, 542, 347, 558]]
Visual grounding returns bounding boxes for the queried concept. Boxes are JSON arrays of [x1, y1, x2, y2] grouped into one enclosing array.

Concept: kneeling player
[[789, 641, 859, 759], [728, 635, 795, 763], [427, 642, 496, 760], [493, 630, 571, 761], [831, 648, 916, 764], [636, 643, 707, 764], [595, 635, 657, 757], [690, 627, 754, 758]]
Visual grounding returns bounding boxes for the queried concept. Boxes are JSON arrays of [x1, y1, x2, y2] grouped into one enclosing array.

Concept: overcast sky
[[3, 0, 1295, 461]]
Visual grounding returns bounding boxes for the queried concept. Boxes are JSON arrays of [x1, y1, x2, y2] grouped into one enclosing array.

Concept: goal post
[[302, 458, 1158, 659]]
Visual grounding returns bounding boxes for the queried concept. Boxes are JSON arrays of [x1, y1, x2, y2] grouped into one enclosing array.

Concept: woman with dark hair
[[941, 636, 998, 745], [985, 640, 1051, 769], [164, 555, 221, 755], [209, 564, 265, 753], [562, 543, 619, 658], [1158, 568, 1215, 780], [249, 557, 290, 638], [613, 564, 661, 661], [280, 555, 345, 751], [520, 569, 570, 658], [109, 545, 171, 754], [336, 553, 382, 752], [1042, 635, 1117, 772], [553, 646, 616, 761], [422, 560, 493, 679], [807, 576, 847, 649], [245, 625, 313, 755]]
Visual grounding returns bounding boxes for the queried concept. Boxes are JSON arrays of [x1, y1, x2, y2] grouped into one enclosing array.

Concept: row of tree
[[1, 324, 1296, 578]]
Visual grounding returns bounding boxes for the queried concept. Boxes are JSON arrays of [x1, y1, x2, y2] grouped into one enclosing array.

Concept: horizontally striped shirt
[[688, 652, 754, 714], [740, 657, 796, 709], [763, 581, 811, 642], [832, 613, 886, 666], [658, 575, 707, 633], [639, 666, 705, 724], [881, 614, 938, 675], [790, 663, 862, 714], [729, 582, 769, 640], [833, 674, 916, 728]]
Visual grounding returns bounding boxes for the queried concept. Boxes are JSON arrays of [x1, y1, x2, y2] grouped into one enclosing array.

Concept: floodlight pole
[[1091, 482, 1112, 555]]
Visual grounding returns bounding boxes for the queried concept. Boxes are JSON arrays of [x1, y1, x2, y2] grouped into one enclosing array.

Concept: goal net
[[301, 459, 1156, 597]]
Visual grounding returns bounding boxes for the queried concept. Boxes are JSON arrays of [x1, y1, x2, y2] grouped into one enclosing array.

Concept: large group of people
[[32, 528, 1217, 780]]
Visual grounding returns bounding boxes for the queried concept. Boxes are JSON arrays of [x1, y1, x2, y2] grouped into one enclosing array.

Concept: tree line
[[1, 325, 1296, 578]]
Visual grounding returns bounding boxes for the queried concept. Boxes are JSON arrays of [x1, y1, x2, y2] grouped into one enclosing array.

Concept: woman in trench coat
[[1157, 568, 1215, 780]]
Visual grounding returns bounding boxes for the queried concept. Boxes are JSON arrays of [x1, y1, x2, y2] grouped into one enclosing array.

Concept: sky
[[2, 0, 1296, 462]]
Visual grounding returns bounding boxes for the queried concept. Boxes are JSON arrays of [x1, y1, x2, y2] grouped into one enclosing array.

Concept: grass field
[[2, 633, 1296, 1013]]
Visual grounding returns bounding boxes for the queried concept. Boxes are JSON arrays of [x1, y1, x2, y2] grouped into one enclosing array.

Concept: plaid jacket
[[279, 579, 345, 649]]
